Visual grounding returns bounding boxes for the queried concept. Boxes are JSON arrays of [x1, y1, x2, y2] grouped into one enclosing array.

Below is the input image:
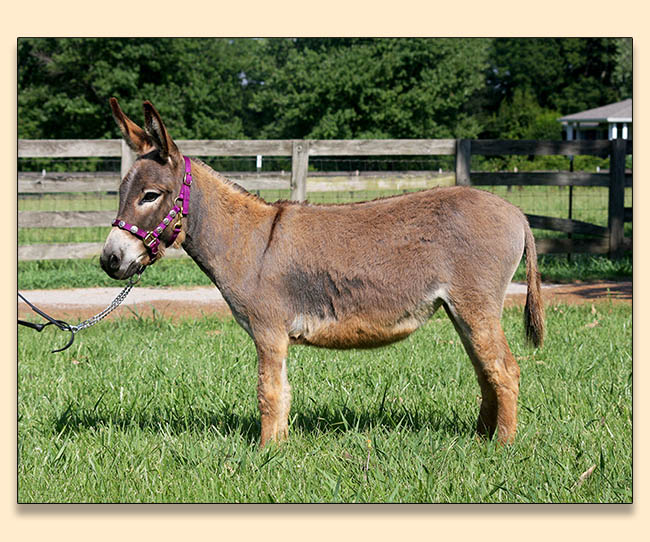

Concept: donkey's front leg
[[255, 334, 291, 447]]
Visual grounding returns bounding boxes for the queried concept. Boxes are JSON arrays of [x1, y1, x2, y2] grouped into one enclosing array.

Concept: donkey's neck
[[180, 159, 276, 299]]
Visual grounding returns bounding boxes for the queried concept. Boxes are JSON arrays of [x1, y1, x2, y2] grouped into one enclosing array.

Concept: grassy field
[[18, 302, 632, 503]]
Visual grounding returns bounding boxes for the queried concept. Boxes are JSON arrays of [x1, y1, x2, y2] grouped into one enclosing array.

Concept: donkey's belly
[[288, 302, 442, 349]]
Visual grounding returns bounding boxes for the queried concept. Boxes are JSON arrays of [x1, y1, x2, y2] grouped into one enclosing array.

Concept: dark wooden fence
[[18, 138, 632, 261], [456, 138, 632, 258]]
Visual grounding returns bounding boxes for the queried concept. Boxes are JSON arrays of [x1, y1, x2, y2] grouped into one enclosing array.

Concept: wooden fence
[[18, 138, 632, 261]]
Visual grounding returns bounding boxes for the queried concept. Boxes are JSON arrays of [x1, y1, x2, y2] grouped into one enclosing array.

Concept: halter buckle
[[143, 232, 157, 248], [183, 169, 192, 186]]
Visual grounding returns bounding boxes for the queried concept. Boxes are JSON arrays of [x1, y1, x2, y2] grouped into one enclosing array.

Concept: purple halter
[[112, 156, 192, 257]]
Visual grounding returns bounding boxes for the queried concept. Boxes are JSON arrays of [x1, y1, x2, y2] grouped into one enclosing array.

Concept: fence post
[[608, 138, 626, 259], [120, 140, 136, 179], [290, 140, 309, 201], [455, 139, 471, 186]]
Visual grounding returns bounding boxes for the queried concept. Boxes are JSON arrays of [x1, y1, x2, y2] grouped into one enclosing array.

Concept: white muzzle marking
[[101, 228, 149, 279]]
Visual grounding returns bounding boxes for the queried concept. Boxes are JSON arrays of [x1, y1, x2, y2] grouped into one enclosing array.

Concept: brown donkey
[[101, 99, 544, 446]]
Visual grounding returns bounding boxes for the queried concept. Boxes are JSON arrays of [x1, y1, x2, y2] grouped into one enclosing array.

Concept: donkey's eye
[[140, 191, 161, 204]]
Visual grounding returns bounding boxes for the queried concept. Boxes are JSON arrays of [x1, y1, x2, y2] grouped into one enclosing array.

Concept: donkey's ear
[[142, 101, 179, 163], [109, 98, 153, 155]]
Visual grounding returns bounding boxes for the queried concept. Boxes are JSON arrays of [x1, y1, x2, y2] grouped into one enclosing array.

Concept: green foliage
[[476, 85, 620, 172], [484, 88, 563, 140], [512, 254, 632, 283], [18, 38, 265, 140], [18, 38, 630, 143], [484, 38, 623, 115], [250, 38, 491, 139], [613, 38, 632, 99]]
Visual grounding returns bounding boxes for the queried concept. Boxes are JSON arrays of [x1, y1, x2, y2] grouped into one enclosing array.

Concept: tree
[[483, 88, 562, 140], [484, 38, 622, 117], [613, 38, 632, 99], [250, 38, 492, 139], [18, 38, 266, 139], [19, 37, 629, 144]]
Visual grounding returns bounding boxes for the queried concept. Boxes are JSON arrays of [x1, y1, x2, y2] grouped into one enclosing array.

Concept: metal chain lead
[[70, 273, 142, 333]]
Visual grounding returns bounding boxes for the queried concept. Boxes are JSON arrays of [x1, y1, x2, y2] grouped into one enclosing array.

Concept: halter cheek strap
[[112, 156, 192, 257]]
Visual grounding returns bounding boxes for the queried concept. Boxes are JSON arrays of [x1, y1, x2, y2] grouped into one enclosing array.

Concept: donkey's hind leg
[[255, 333, 291, 447], [444, 300, 520, 444]]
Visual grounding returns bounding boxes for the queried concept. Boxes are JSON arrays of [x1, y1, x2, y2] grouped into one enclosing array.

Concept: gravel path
[[19, 285, 226, 307]]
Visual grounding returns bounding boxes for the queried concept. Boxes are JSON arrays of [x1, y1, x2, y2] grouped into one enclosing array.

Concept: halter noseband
[[112, 155, 192, 257]]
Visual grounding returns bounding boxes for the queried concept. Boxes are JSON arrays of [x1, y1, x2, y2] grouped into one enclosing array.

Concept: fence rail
[[18, 138, 632, 261]]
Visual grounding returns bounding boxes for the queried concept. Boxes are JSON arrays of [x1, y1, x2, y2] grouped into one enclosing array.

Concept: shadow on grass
[[291, 402, 474, 439], [51, 399, 474, 444]]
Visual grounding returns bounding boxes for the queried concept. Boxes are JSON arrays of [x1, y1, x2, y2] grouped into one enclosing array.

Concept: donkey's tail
[[523, 222, 545, 348]]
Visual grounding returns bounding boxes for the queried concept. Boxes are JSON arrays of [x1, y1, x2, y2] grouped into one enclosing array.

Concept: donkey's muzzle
[[100, 228, 148, 280], [100, 247, 144, 280]]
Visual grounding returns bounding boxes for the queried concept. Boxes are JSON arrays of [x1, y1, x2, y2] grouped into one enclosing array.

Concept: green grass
[[18, 258, 213, 289], [511, 253, 632, 283], [18, 226, 112, 245], [18, 303, 631, 503], [18, 192, 119, 212]]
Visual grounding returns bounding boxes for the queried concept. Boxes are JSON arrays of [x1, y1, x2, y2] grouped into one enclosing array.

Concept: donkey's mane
[[194, 156, 449, 210], [192, 157, 269, 204], [268, 186, 448, 211]]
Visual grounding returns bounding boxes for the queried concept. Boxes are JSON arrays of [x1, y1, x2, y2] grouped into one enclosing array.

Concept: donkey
[[101, 99, 544, 446]]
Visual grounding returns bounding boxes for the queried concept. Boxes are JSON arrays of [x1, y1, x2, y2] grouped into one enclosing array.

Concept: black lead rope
[[18, 292, 75, 353], [18, 272, 142, 354]]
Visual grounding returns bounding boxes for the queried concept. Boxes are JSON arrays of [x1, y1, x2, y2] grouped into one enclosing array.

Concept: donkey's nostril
[[109, 253, 120, 270], [100, 247, 126, 278]]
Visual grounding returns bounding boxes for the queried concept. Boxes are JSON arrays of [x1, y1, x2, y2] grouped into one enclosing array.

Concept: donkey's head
[[101, 99, 187, 279]]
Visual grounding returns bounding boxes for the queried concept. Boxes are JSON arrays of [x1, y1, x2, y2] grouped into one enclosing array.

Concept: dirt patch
[[18, 286, 230, 324], [18, 297, 232, 323], [503, 281, 632, 308], [19, 281, 631, 324]]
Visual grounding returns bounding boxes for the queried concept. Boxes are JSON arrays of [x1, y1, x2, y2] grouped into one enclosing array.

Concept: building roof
[[558, 99, 631, 123]]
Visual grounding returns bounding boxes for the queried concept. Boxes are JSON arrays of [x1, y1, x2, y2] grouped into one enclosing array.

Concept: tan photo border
[[4, 2, 646, 539]]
